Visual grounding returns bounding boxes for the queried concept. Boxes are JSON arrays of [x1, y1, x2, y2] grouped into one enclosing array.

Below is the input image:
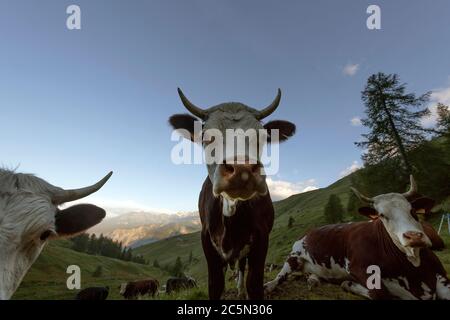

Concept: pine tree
[[435, 103, 450, 135], [346, 191, 360, 220], [288, 216, 295, 228], [153, 259, 160, 268], [324, 194, 344, 224], [92, 265, 103, 277], [356, 73, 431, 174], [172, 256, 184, 277], [188, 251, 193, 264]]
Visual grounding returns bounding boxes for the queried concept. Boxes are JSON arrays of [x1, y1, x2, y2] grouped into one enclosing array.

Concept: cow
[[169, 88, 296, 299], [422, 222, 445, 251], [76, 286, 109, 300], [0, 169, 112, 300], [119, 279, 159, 299], [166, 276, 197, 294], [264, 176, 450, 300]]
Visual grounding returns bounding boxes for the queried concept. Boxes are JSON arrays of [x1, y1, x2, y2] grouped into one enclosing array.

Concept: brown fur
[[199, 177, 274, 300]]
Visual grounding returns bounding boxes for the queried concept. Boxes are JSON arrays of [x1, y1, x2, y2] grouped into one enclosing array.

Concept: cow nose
[[221, 163, 261, 180], [403, 231, 424, 241]]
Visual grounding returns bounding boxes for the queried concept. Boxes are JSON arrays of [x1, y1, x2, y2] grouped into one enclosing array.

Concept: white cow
[[0, 169, 112, 299]]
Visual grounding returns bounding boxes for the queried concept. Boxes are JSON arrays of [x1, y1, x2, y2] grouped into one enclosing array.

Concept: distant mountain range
[[89, 211, 201, 248]]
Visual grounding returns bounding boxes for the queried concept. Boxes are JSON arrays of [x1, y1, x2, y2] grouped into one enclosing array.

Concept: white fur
[[0, 169, 106, 300], [436, 274, 450, 300]]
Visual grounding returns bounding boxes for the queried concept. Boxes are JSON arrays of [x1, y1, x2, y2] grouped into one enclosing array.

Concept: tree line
[[70, 233, 147, 265]]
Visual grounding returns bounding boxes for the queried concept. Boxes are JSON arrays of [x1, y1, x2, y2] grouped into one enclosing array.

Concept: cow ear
[[263, 120, 296, 143], [54, 204, 106, 238], [410, 197, 435, 215], [169, 114, 200, 142], [358, 207, 379, 220]]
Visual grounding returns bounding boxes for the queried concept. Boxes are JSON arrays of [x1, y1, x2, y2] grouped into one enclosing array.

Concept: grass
[[13, 240, 168, 300], [13, 145, 450, 299], [134, 173, 450, 300]]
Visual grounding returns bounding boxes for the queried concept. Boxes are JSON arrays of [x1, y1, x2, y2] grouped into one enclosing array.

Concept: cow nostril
[[223, 164, 235, 174], [403, 231, 424, 240], [251, 163, 261, 174]]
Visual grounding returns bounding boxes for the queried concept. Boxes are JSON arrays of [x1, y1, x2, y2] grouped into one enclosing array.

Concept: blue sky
[[1, 0, 449, 214]]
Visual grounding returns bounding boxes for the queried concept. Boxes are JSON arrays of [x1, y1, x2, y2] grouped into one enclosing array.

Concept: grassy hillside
[[134, 175, 354, 283], [134, 172, 450, 299], [14, 136, 450, 300], [13, 240, 168, 300]]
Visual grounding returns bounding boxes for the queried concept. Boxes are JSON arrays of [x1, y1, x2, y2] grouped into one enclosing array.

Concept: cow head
[[169, 89, 295, 216], [351, 176, 435, 264], [0, 170, 112, 300], [187, 276, 197, 288], [119, 283, 127, 295]]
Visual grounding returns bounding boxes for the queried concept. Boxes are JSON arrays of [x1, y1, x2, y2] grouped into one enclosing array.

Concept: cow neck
[[208, 195, 253, 262], [375, 219, 422, 267]]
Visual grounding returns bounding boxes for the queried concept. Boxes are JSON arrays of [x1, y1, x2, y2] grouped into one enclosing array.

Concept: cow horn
[[403, 175, 417, 199], [350, 187, 374, 204], [52, 171, 113, 204], [177, 88, 207, 119], [256, 89, 282, 120]]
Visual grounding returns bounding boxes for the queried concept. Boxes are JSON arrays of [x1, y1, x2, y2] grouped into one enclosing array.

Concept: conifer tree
[[356, 73, 431, 174]]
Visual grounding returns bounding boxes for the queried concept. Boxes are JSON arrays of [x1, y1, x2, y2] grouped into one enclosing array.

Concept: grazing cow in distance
[[265, 176, 450, 300], [76, 286, 109, 300], [166, 276, 197, 294], [169, 89, 296, 299], [0, 169, 112, 300], [119, 279, 159, 299]]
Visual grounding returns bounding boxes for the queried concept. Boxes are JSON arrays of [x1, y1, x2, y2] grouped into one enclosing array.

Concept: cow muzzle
[[213, 161, 267, 200], [402, 231, 431, 248]]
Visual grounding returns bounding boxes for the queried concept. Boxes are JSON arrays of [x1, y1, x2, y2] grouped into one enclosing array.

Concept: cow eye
[[40, 230, 53, 241], [379, 213, 387, 220]]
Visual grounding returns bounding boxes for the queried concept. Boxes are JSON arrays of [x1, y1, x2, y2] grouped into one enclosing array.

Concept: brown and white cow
[[169, 89, 295, 299], [119, 279, 159, 299], [264, 176, 450, 300]]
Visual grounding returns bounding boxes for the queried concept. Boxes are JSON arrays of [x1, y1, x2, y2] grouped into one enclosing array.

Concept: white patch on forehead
[[373, 193, 411, 213]]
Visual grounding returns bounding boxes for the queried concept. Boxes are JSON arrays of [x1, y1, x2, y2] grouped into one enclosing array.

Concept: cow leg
[[237, 258, 247, 299], [264, 252, 303, 294], [307, 274, 320, 290], [436, 274, 450, 300], [202, 232, 225, 300], [341, 281, 371, 299], [246, 235, 269, 300]]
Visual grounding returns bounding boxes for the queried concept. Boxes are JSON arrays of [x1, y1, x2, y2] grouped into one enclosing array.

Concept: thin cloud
[[350, 117, 362, 126], [339, 161, 361, 178], [343, 63, 360, 76], [63, 198, 175, 217], [422, 84, 450, 127], [266, 178, 319, 201]]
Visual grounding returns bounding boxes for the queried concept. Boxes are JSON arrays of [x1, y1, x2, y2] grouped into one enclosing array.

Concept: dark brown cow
[[169, 89, 295, 299], [119, 279, 159, 299], [76, 286, 109, 300], [265, 176, 450, 300]]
